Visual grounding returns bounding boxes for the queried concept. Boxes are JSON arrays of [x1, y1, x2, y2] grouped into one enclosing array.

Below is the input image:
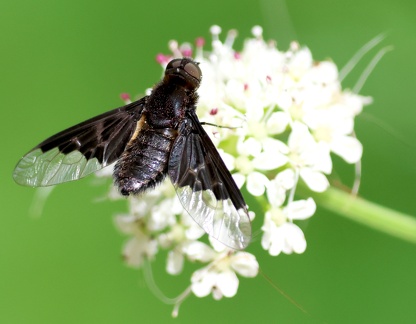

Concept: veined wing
[[168, 110, 251, 250], [13, 98, 146, 187]]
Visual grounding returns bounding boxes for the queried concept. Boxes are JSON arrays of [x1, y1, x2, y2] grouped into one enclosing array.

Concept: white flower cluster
[[156, 25, 369, 256], [100, 25, 371, 315]]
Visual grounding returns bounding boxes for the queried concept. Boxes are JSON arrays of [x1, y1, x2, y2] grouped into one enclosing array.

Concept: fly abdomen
[[113, 126, 178, 196]]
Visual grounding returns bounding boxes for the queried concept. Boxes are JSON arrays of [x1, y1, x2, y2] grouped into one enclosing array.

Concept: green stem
[[304, 186, 416, 244]]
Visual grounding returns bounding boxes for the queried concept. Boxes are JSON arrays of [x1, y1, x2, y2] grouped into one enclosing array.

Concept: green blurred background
[[1, 0, 416, 323]]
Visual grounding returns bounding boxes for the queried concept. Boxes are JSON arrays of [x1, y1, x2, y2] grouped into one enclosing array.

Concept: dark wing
[[13, 98, 147, 187], [168, 110, 251, 250]]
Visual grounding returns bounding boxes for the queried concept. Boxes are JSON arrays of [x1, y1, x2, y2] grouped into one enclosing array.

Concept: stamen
[[120, 93, 131, 104], [210, 107, 218, 115], [210, 25, 222, 41], [289, 41, 300, 52], [195, 37, 205, 47], [195, 37, 205, 60], [225, 29, 238, 48], [251, 25, 263, 39], [168, 40, 182, 58], [155, 53, 170, 65], [268, 39, 277, 48], [210, 26, 223, 53], [180, 42, 192, 57]]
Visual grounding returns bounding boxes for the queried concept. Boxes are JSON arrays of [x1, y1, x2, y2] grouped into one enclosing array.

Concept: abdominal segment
[[113, 127, 177, 196]]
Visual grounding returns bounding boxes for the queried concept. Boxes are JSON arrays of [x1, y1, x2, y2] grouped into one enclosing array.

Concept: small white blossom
[[158, 214, 207, 275], [262, 221, 307, 255], [114, 214, 158, 267], [266, 111, 290, 135], [266, 169, 296, 207], [191, 249, 259, 299], [288, 122, 332, 192], [261, 198, 316, 256], [246, 171, 270, 196]]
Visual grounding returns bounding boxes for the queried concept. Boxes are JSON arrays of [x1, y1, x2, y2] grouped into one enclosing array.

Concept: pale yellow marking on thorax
[[127, 114, 147, 146]]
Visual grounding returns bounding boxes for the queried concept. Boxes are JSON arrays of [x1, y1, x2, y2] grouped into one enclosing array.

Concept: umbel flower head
[[100, 25, 371, 316]]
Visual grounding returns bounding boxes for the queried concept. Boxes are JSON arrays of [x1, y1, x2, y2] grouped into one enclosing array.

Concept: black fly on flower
[[13, 57, 252, 250], [14, 24, 396, 316]]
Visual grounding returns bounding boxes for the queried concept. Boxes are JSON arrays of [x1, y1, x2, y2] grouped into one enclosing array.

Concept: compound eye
[[166, 58, 182, 70], [184, 61, 202, 82]]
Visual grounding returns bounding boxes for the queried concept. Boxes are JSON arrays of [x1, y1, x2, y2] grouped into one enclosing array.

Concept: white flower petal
[[238, 137, 261, 156], [284, 198, 316, 220], [148, 199, 176, 231], [114, 214, 138, 234], [166, 249, 184, 275], [123, 237, 144, 267], [216, 270, 239, 298], [288, 122, 316, 152], [262, 221, 308, 256], [253, 138, 289, 170], [122, 235, 158, 267], [212, 287, 223, 300], [282, 223, 307, 254], [263, 137, 290, 154], [230, 252, 259, 277], [184, 224, 205, 240], [248, 210, 256, 222], [209, 236, 229, 253], [261, 223, 273, 250], [330, 135, 363, 163], [266, 111, 290, 134], [225, 79, 246, 108], [246, 171, 270, 196], [232, 173, 246, 189], [341, 91, 371, 116], [288, 47, 313, 79], [266, 169, 296, 207], [276, 91, 293, 110], [183, 241, 216, 262], [252, 151, 288, 170], [261, 213, 283, 256], [157, 232, 172, 249], [191, 269, 216, 298], [265, 229, 284, 256], [306, 61, 338, 84], [172, 195, 185, 215], [218, 149, 235, 171], [314, 143, 333, 174], [276, 169, 296, 189], [300, 168, 329, 192], [266, 180, 286, 207], [301, 141, 332, 174]]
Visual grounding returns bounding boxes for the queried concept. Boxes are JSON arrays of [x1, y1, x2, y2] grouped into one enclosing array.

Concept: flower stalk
[[303, 186, 416, 244]]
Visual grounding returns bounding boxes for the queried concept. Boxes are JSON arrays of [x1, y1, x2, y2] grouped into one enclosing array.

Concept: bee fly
[[13, 58, 251, 249]]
